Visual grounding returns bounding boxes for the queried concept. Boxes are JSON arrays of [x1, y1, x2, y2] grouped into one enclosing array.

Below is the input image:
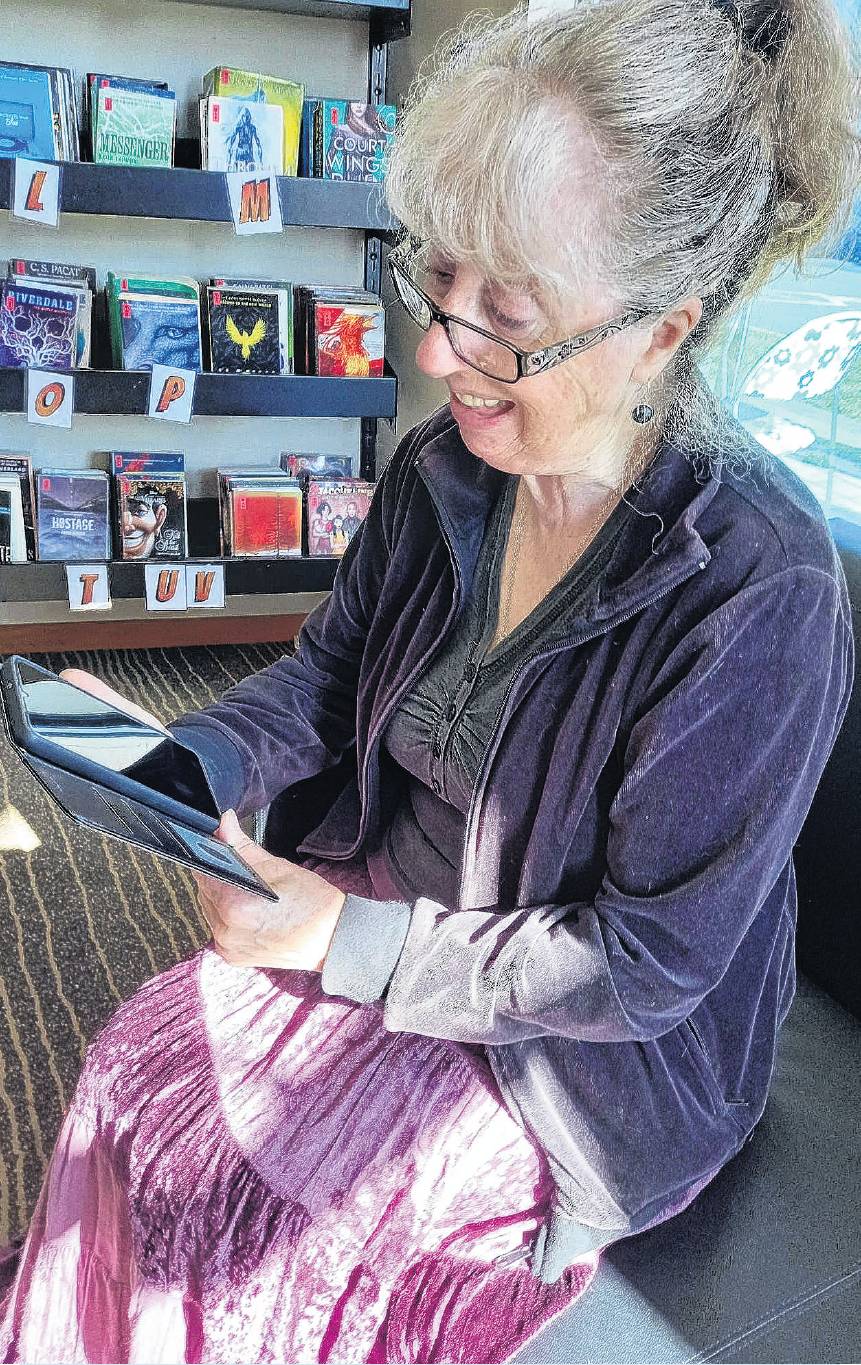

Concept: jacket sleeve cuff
[[321, 894, 412, 1005], [167, 721, 249, 816]]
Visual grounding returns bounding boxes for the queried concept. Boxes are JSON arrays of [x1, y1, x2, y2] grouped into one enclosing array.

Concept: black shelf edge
[[1, 558, 339, 603], [173, 0, 410, 40], [0, 159, 396, 228], [0, 366, 398, 419]]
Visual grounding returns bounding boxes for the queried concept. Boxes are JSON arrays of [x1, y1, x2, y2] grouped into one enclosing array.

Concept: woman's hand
[[193, 809, 346, 972], [59, 668, 170, 735]]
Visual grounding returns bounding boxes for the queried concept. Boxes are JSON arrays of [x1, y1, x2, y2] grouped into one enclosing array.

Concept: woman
[[2, 1, 858, 1359]]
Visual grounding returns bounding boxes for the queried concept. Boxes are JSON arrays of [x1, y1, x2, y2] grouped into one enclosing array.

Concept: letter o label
[[35, 381, 65, 418]]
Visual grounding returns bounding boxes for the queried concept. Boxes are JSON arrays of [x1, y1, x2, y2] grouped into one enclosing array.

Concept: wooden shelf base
[[0, 614, 308, 653]]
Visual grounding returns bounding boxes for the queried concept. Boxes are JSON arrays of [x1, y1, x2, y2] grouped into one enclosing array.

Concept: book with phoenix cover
[[207, 289, 280, 375]]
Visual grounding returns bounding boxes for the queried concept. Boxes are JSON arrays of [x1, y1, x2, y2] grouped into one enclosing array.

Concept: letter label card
[[144, 563, 189, 612], [148, 364, 197, 423], [186, 563, 225, 609], [226, 172, 283, 236], [66, 564, 111, 612], [27, 370, 73, 428], [12, 160, 61, 227]]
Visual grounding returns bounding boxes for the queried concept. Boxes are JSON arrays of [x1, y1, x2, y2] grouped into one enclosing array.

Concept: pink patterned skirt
[[0, 946, 595, 1362]]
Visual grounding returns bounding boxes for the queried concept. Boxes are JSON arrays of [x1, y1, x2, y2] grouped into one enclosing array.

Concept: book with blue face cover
[[0, 63, 58, 160]]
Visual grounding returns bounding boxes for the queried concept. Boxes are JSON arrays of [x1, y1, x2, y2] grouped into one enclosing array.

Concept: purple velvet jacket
[[169, 398, 853, 1262]]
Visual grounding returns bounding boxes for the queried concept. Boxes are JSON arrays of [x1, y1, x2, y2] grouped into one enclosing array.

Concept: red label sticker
[[104, 96, 112, 112], [121, 279, 128, 291], [4, 295, 13, 311], [212, 291, 221, 307], [101, 78, 109, 86], [212, 102, 220, 123], [331, 107, 338, 125], [221, 68, 229, 84], [15, 260, 24, 273], [121, 301, 132, 319], [42, 477, 51, 491]]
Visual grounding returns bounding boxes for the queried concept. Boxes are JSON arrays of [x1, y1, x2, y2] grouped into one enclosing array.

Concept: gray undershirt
[[368, 475, 633, 908]]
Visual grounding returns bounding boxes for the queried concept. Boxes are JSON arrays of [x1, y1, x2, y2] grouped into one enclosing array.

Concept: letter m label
[[239, 179, 271, 225]]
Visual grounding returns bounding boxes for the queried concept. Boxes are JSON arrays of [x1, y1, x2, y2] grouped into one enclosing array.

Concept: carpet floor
[[0, 642, 290, 1246]]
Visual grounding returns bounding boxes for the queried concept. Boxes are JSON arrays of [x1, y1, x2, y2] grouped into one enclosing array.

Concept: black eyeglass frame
[[388, 249, 662, 384]]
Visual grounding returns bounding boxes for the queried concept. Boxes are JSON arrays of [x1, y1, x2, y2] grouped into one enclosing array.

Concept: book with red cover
[[226, 479, 302, 558]]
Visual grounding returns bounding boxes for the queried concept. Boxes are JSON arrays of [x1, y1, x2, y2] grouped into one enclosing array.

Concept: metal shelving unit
[[0, 0, 410, 651]]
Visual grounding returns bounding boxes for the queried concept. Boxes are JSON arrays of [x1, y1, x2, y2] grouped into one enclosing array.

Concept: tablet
[[0, 655, 278, 901]]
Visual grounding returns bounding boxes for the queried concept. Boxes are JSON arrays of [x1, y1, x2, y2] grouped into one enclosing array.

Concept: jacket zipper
[[457, 559, 709, 908]]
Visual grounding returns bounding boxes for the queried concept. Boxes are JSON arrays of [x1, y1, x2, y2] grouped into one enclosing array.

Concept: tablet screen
[[15, 662, 221, 820]]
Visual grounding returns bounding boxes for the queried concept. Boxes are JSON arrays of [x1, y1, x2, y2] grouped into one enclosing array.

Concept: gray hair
[[385, 0, 861, 478]]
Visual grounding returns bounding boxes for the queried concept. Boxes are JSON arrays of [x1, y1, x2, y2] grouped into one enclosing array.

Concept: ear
[[632, 295, 704, 383], [155, 505, 168, 531]]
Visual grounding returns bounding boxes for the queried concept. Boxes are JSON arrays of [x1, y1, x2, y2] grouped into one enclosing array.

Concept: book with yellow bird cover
[[206, 287, 281, 374]]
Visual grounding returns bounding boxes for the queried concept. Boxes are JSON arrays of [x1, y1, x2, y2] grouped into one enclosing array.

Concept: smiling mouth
[[123, 530, 146, 548], [451, 389, 513, 411]]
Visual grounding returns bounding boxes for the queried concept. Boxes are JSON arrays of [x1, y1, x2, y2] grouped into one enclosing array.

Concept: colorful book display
[[0, 281, 80, 370], [112, 452, 187, 560], [306, 477, 373, 557]]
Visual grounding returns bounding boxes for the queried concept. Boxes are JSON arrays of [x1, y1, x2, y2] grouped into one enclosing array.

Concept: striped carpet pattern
[[0, 642, 292, 1246]]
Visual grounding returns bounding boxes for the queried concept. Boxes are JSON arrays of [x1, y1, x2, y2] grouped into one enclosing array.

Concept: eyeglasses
[[388, 247, 660, 385]]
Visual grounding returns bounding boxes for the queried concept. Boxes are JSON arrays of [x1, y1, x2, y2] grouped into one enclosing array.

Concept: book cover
[[280, 452, 355, 479], [0, 454, 36, 560], [0, 62, 57, 160], [203, 95, 283, 174], [86, 72, 168, 145], [116, 472, 187, 559], [112, 451, 185, 476], [306, 477, 373, 557], [36, 470, 110, 561], [314, 300, 385, 378], [299, 97, 317, 176], [0, 282, 79, 370], [119, 296, 202, 373], [203, 67, 303, 176], [94, 80, 176, 167], [228, 481, 302, 558], [211, 277, 293, 374], [7, 261, 95, 368], [207, 288, 280, 375], [315, 100, 395, 182]]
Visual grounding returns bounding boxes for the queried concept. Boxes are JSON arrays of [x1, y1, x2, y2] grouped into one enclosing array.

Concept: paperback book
[[7, 259, 96, 368], [218, 471, 302, 557], [200, 95, 283, 174], [211, 277, 293, 373], [0, 282, 80, 370], [36, 470, 111, 561], [314, 298, 385, 378], [306, 477, 373, 557], [207, 288, 280, 375], [94, 79, 176, 168], [280, 452, 355, 480], [0, 60, 79, 162], [202, 67, 303, 177], [114, 472, 187, 560], [0, 454, 36, 561], [312, 100, 395, 182]]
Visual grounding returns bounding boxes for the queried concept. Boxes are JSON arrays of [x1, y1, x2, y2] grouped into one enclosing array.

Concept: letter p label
[[148, 364, 196, 423]]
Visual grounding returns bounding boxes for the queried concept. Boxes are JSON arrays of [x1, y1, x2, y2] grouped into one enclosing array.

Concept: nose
[[415, 321, 462, 380]]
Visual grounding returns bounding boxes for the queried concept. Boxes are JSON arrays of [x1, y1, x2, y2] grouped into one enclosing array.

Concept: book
[[314, 298, 385, 377], [112, 451, 186, 476], [0, 454, 36, 560], [117, 295, 202, 373], [85, 72, 168, 150], [0, 486, 13, 563], [221, 476, 303, 558], [106, 273, 200, 366], [202, 67, 303, 177], [306, 477, 374, 557], [36, 470, 111, 561], [93, 80, 176, 167], [207, 288, 280, 375], [0, 61, 58, 161], [211, 277, 293, 373], [292, 284, 379, 375], [0, 282, 80, 370], [299, 97, 317, 176], [200, 95, 283, 174], [280, 452, 355, 480], [115, 472, 187, 559], [313, 100, 395, 182], [7, 259, 95, 368]]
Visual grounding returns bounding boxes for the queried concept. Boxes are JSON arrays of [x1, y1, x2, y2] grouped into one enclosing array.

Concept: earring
[[631, 400, 654, 424]]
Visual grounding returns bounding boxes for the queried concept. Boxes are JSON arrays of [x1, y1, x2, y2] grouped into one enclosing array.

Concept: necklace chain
[[496, 481, 622, 645]]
